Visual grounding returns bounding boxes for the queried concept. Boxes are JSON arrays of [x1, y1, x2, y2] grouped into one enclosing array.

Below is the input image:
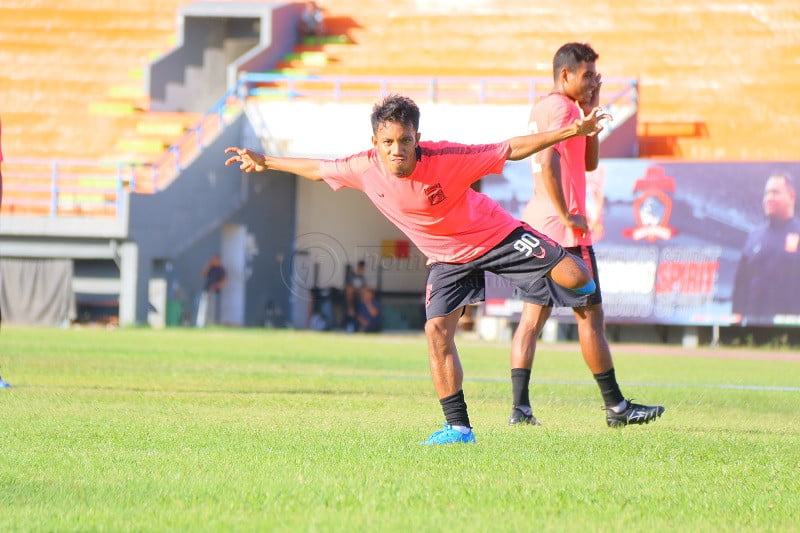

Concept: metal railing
[[1, 87, 245, 220], [0, 158, 134, 218], [0, 74, 638, 220], [142, 90, 244, 193], [242, 72, 638, 108]]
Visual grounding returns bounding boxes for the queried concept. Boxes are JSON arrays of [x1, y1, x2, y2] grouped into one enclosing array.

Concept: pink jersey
[[319, 140, 520, 263], [521, 93, 591, 247]]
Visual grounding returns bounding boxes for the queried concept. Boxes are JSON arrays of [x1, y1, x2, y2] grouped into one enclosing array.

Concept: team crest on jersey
[[424, 183, 446, 205]]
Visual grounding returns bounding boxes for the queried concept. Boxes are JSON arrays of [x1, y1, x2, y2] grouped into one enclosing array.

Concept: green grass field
[[1, 327, 798, 532]]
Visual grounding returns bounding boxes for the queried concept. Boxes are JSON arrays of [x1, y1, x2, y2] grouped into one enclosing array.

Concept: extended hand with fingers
[[573, 107, 611, 137], [224, 146, 267, 173]]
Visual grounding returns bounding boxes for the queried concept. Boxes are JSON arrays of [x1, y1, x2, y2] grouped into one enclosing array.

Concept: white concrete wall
[[251, 101, 534, 328], [249, 101, 532, 158]]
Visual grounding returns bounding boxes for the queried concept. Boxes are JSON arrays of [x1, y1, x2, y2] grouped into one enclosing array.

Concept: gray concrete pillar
[[118, 242, 139, 326]]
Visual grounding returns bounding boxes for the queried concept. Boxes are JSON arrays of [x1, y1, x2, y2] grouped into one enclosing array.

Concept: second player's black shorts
[[517, 244, 602, 308], [424, 225, 568, 319]]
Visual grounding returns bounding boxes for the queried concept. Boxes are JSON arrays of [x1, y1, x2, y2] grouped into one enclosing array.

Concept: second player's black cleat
[[508, 406, 541, 426], [606, 400, 665, 427]]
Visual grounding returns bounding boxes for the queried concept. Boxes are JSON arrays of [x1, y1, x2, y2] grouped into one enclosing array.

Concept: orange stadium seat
[[0, 2, 190, 154], [0, 0, 206, 216], [2, 0, 799, 217], [303, 0, 800, 160]]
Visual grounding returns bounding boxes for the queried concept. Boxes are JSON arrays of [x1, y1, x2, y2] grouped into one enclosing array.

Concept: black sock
[[593, 368, 625, 408], [439, 390, 471, 428], [511, 368, 531, 407]]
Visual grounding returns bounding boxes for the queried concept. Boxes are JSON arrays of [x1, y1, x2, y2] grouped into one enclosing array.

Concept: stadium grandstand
[[1, 0, 798, 345]]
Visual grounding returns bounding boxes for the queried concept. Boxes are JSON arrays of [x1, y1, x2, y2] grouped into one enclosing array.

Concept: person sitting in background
[[198, 255, 227, 327], [345, 260, 366, 331], [298, 1, 326, 43], [356, 287, 382, 333]]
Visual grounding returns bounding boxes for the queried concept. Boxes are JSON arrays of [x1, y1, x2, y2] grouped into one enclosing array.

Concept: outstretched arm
[[224, 147, 323, 181], [507, 106, 608, 161]]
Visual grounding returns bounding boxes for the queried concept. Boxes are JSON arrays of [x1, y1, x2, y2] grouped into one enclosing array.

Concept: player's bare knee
[[550, 256, 591, 289], [424, 317, 449, 342], [572, 257, 592, 286], [519, 303, 551, 333]]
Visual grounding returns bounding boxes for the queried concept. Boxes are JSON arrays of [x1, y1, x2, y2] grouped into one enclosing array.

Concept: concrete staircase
[[158, 37, 259, 113]]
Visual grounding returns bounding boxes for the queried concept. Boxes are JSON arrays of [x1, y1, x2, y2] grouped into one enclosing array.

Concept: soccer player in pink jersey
[[225, 94, 608, 443], [512, 43, 664, 428]]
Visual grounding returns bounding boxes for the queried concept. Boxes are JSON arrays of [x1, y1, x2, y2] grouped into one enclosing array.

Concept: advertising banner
[[483, 160, 800, 327]]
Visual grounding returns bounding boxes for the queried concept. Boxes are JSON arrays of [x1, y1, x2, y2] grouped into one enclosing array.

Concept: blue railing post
[[171, 146, 182, 174], [236, 75, 247, 101], [128, 164, 136, 191], [50, 161, 59, 216], [529, 79, 537, 106], [116, 164, 124, 216]]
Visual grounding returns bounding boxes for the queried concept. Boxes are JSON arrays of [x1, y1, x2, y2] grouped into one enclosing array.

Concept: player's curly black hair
[[553, 42, 599, 78], [370, 94, 420, 134]]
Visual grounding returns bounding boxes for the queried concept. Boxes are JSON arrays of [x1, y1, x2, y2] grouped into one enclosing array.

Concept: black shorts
[[518, 245, 602, 307], [424, 225, 567, 319]]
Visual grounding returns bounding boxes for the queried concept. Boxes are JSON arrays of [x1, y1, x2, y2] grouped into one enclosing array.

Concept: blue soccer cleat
[[420, 423, 476, 445], [0, 376, 11, 389]]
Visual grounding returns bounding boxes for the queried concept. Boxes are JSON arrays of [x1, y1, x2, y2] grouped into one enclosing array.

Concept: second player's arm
[[538, 147, 570, 222], [539, 146, 589, 232], [584, 134, 599, 172], [224, 147, 322, 181]]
